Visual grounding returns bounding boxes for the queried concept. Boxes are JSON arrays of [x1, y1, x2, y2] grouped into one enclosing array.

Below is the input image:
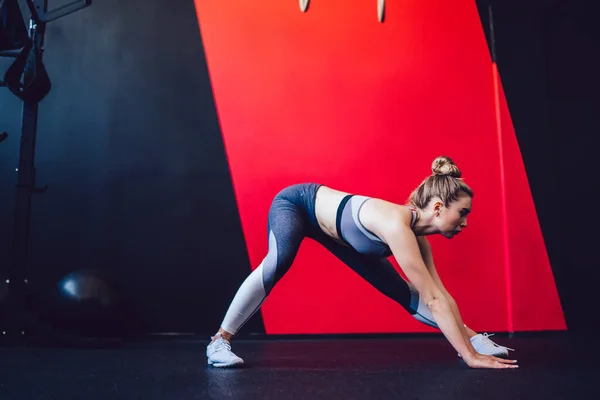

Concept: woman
[[206, 156, 517, 369]]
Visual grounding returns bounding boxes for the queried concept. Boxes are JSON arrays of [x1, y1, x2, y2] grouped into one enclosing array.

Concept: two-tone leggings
[[220, 183, 437, 334]]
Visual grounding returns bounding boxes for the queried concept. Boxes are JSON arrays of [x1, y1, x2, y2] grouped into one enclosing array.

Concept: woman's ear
[[433, 201, 443, 217]]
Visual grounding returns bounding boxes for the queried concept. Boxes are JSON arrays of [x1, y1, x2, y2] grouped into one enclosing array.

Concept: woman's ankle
[[214, 328, 234, 342]]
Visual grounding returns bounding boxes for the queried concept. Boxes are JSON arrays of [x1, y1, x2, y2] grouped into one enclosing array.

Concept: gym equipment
[[1, 0, 92, 345]]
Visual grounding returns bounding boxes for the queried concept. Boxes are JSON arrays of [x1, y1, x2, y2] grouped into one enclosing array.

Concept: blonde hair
[[408, 156, 473, 209]]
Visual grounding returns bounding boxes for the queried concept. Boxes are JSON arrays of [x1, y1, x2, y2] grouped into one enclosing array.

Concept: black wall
[[478, 0, 600, 332], [0, 0, 264, 338], [544, 1, 600, 332]]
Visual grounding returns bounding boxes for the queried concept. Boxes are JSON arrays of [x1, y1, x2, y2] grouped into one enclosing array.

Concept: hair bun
[[431, 156, 462, 178]]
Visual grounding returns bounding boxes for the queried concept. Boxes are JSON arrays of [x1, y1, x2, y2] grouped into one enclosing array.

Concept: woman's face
[[435, 192, 472, 239]]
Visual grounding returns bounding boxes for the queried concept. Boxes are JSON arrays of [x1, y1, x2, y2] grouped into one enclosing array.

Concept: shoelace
[[211, 336, 233, 352], [480, 333, 515, 351]]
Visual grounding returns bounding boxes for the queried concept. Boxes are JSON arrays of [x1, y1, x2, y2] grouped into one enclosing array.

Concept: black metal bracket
[[0, 1, 93, 59], [15, 183, 49, 193], [41, 0, 91, 23], [0, 48, 23, 58], [25, 0, 92, 24]]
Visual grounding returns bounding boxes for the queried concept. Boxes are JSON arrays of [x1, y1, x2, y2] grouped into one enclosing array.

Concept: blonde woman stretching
[[207, 156, 517, 370]]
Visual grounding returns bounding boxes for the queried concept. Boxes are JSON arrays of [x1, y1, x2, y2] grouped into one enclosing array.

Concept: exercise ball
[[53, 269, 123, 338]]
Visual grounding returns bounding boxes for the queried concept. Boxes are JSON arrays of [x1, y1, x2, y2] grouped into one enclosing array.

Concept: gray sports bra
[[335, 195, 417, 258]]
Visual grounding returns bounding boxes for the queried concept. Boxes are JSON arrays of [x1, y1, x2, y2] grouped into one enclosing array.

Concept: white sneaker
[[459, 333, 514, 359], [206, 334, 244, 368]]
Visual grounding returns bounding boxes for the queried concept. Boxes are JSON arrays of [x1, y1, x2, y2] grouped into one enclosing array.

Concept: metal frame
[[1, 0, 92, 345], [25, 0, 91, 23], [0, 49, 22, 57]]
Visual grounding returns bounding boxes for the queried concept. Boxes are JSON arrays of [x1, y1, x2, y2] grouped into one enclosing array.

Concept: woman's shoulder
[[360, 198, 414, 236]]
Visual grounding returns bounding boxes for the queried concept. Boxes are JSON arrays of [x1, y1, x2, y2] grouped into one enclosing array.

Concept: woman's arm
[[360, 202, 517, 368], [416, 237, 477, 351], [381, 224, 473, 358], [381, 221, 517, 369]]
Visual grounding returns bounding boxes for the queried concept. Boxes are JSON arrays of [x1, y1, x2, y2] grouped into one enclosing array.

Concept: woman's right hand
[[463, 352, 519, 369]]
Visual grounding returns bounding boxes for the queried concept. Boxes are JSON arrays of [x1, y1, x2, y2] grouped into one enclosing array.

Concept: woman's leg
[[207, 191, 311, 367], [216, 193, 310, 338], [315, 236, 438, 327]]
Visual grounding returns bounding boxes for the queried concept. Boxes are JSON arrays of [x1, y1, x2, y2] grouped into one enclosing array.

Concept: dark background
[[0, 0, 264, 339], [477, 0, 600, 333], [0, 0, 598, 342]]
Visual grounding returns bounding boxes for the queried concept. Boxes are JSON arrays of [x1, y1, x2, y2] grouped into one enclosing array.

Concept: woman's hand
[[463, 352, 519, 369]]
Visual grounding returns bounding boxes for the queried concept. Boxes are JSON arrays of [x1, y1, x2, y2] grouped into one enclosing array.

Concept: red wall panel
[[193, 0, 565, 333]]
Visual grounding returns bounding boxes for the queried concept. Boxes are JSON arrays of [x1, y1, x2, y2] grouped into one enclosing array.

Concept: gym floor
[[0, 334, 596, 399]]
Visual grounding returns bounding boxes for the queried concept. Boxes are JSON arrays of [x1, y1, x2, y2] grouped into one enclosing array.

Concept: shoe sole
[[207, 359, 244, 368]]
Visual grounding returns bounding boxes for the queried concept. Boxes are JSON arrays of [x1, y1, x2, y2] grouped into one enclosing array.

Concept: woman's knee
[[262, 230, 301, 294]]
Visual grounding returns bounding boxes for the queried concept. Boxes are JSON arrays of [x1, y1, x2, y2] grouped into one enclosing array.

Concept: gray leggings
[[219, 183, 437, 335]]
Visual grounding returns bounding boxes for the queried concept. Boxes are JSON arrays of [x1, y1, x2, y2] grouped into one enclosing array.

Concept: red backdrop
[[193, 0, 566, 333]]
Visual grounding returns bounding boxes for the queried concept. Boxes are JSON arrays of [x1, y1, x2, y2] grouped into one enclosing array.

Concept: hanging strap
[[3, 37, 52, 103]]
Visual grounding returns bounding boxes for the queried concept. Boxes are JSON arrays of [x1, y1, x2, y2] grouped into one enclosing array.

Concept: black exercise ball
[[58, 270, 118, 306], [53, 269, 124, 338]]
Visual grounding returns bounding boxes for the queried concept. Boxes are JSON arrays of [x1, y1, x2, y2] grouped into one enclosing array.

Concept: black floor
[[0, 334, 598, 399]]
